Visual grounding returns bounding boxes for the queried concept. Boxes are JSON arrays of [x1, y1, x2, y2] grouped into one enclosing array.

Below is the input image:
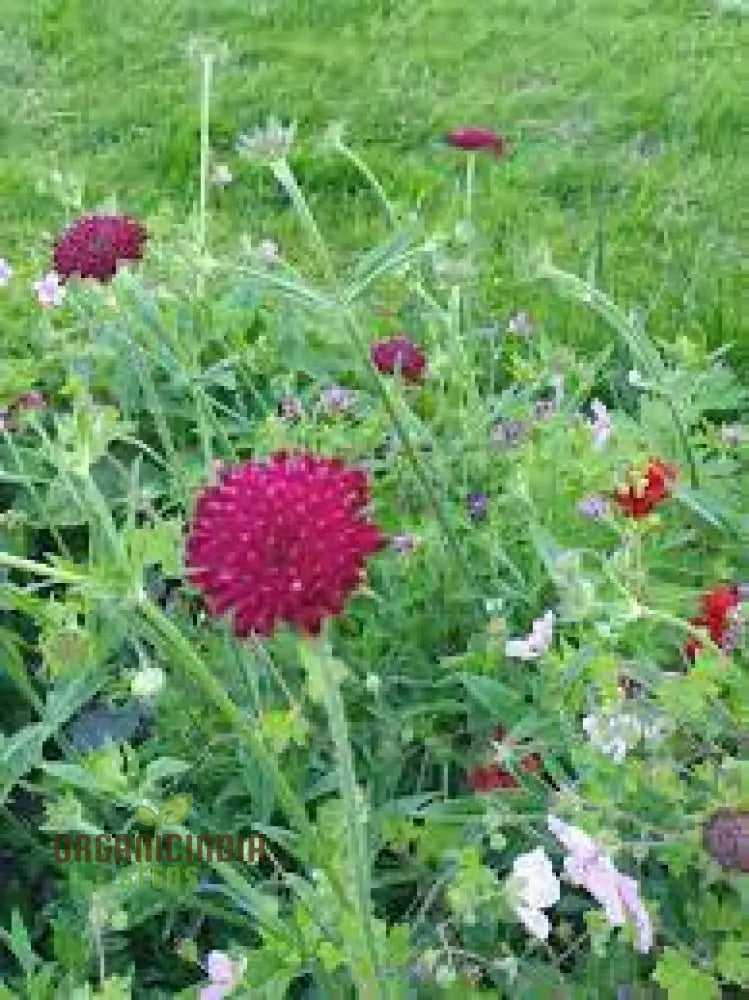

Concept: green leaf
[[299, 642, 348, 704], [0, 909, 39, 977], [653, 947, 721, 1000], [142, 757, 191, 789], [124, 519, 183, 576], [158, 793, 192, 825], [461, 674, 521, 717], [0, 669, 108, 806], [676, 486, 735, 534], [135, 805, 158, 827], [716, 937, 749, 987]]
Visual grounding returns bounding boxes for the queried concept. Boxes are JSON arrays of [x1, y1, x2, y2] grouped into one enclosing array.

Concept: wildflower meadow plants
[[0, 67, 746, 1000]]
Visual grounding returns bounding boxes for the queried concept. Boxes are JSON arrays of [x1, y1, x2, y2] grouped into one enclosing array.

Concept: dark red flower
[[185, 451, 385, 636], [685, 584, 741, 661], [614, 459, 677, 518], [53, 214, 148, 283], [370, 336, 426, 382], [445, 127, 506, 156], [467, 727, 542, 793], [703, 809, 749, 873]]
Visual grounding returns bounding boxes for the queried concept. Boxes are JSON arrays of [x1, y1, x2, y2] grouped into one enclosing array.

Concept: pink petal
[[206, 951, 234, 985], [200, 987, 228, 1000], [548, 815, 599, 857], [617, 875, 653, 953]]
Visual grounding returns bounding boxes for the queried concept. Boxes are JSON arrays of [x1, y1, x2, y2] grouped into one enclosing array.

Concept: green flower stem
[[536, 258, 698, 487], [139, 596, 311, 833], [335, 141, 447, 323], [309, 638, 393, 1000], [197, 52, 214, 298], [336, 142, 398, 225], [462, 151, 476, 338], [465, 151, 475, 221], [145, 601, 395, 998], [271, 159, 477, 593], [0, 551, 92, 589], [136, 599, 361, 920], [271, 159, 338, 287]]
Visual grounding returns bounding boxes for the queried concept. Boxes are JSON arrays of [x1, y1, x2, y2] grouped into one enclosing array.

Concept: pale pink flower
[[33, 272, 66, 308], [320, 385, 356, 415], [590, 399, 612, 450], [548, 815, 653, 952], [200, 951, 246, 999], [505, 610, 554, 660]]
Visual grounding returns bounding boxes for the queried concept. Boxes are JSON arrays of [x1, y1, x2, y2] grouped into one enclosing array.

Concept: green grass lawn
[[1, 0, 747, 351]]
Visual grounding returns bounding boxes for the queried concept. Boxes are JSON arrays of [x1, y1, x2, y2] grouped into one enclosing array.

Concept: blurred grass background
[[1, 0, 747, 366]]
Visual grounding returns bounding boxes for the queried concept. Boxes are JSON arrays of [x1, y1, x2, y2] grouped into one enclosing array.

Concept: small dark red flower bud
[[467, 727, 542, 793], [53, 214, 148, 283], [703, 809, 748, 872], [185, 451, 385, 637], [370, 336, 426, 382], [445, 127, 507, 156]]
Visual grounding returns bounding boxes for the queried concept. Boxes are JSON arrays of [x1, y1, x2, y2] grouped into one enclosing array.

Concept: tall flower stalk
[[302, 637, 395, 1000]]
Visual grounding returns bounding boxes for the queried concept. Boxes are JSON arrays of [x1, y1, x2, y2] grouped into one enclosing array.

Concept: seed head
[[237, 117, 296, 162]]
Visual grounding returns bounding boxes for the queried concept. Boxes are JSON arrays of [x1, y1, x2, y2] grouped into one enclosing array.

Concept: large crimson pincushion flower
[[370, 335, 426, 382], [185, 452, 385, 636], [467, 727, 542, 793], [685, 584, 741, 661], [53, 214, 148, 283], [614, 459, 677, 518]]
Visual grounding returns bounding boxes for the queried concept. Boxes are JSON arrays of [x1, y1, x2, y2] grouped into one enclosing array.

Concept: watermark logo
[[52, 795, 266, 891]]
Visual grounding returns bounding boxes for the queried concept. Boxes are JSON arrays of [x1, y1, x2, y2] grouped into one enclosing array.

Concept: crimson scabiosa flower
[[185, 451, 385, 636], [467, 727, 542, 792], [445, 127, 506, 156], [685, 584, 742, 661], [370, 335, 426, 382], [614, 459, 677, 518], [53, 214, 147, 283]]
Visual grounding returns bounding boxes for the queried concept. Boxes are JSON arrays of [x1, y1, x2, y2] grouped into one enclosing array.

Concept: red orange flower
[[370, 336, 426, 382], [445, 127, 507, 156], [53, 214, 147, 283], [467, 727, 542, 792], [685, 584, 741, 661], [185, 452, 385, 636], [614, 460, 677, 518]]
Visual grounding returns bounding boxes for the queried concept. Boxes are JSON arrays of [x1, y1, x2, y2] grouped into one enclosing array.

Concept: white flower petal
[[515, 903, 551, 941]]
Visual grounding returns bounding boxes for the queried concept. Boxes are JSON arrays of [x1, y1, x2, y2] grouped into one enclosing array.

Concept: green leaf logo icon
[[159, 794, 191, 826], [136, 805, 158, 827]]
